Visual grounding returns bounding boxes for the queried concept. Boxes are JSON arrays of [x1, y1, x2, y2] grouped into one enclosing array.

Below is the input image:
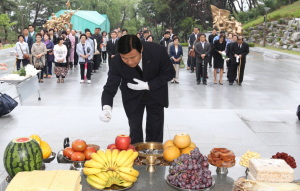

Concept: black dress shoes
[[203, 82, 207, 85], [229, 82, 233, 85], [209, 65, 212, 68], [190, 71, 194, 73], [239, 83, 242, 86], [197, 81, 200, 85]]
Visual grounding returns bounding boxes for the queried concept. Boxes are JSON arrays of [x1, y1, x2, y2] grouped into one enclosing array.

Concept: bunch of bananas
[[83, 149, 139, 189]]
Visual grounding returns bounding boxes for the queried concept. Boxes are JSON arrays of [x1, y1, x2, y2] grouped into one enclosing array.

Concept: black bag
[[297, 105, 300, 120], [0, 93, 18, 117]]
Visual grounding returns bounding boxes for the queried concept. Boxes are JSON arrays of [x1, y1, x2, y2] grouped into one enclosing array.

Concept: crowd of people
[[11, 24, 249, 86]]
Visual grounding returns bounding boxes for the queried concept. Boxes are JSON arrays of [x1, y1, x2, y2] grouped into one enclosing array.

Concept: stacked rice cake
[[23, 170, 57, 191], [249, 158, 294, 183], [49, 170, 81, 191], [5, 172, 31, 191]]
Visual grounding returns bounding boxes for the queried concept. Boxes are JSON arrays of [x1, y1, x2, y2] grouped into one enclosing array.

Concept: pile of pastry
[[208, 148, 236, 168]]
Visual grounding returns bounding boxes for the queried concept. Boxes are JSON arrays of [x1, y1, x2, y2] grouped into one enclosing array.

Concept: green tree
[[0, 13, 16, 40]]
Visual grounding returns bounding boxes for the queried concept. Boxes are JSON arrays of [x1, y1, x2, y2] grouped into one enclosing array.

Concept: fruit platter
[[83, 135, 139, 190], [166, 147, 215, 190]]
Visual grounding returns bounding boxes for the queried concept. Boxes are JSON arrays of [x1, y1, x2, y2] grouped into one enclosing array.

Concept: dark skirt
[[213, 52, 224, 69]]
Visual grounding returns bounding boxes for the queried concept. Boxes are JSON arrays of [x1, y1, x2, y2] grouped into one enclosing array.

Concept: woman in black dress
[[213, 34, 226, 85]]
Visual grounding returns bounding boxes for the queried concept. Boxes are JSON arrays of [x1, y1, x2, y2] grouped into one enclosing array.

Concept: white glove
[[99, 105, 112, 123], [127, 78, 149, 91], [236, 55, 240, 63]]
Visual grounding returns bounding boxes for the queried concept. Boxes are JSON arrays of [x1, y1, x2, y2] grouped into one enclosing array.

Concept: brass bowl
[[133, 142, 163, 158]]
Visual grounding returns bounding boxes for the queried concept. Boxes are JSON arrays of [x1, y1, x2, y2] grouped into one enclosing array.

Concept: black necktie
[[135, 65, 143, 78]]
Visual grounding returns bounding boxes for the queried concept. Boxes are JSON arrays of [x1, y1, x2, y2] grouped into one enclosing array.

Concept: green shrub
[[244, 31, 250, 36], [248, 43, 255, 47], [259, 31, 263, 36], [180, 43, 188, 47], [273, 23, 277, 27], [270, 33, 274, 36], [254, 35, 258, 40], [278, 19, 282, 24], [267, 23, 271, 27], [279, 41, 283, 46], [294, 26, 297, 30], [278, 29, 283, 36], [293, 45, 297, 48], [277, 37, 281, 41]]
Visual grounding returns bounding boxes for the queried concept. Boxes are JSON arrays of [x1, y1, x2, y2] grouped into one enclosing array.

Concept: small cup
[[146, 156, 157, 165]]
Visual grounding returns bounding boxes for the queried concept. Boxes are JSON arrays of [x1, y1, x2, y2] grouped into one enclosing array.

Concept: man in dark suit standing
[[100, 35, 175, 144], [23, 28, 33, 55], [194, 34, 211, 85], [92, 28, 103, 72], [229, 36, 249, 86], [106, 31, 118, 68], [188, 27, 199, 73], [226, 34, 237, 80]]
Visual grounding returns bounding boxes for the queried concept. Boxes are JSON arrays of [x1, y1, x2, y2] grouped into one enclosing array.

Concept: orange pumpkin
[[30, 134, 41, 145], [40, 141, 52, 159]]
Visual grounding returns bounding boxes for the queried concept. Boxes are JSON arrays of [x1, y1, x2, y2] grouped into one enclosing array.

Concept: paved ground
[[0, 46, 300, 182]]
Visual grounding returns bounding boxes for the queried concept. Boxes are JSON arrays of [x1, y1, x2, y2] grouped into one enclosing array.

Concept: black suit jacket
[[194, 41, 211, 63], [102, 42, 175, 118], [226, 42, 234, 62], [231, 42, 249, 64], [25, 36, 33, 54], [141, 38, 147, 43], [188, 33, 198, 49], [107, 39, 118, 57], [93, 34, 103, 51]]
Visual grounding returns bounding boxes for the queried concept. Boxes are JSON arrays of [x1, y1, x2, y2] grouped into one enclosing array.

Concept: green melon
[[3, 137, 43, 178]]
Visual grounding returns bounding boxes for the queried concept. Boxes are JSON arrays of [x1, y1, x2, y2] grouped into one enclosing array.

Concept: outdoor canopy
[[49, 10, 110, 33]]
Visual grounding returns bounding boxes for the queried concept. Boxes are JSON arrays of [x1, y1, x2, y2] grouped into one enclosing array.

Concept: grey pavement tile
[[239, 113, 282, 122], [245, 121, 296, 133], [256, 132, 300, 146]]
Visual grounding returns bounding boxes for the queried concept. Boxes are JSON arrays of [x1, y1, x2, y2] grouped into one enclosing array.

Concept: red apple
[[71, 152, 85, 161], [84, 147, 97, 160], [107, 144, 117, 149], [115, 134, 131, 150]]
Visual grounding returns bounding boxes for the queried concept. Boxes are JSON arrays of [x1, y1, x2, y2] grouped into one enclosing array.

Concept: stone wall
[[244, 18, 300, 52]]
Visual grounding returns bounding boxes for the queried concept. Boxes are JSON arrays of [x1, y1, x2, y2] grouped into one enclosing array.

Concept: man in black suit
[[229, 36, 249, 86], [106, 31, 118, 67], [23, 28, 33, 56], [188, 27, 199, 73], [208, 28, 217, 68], [72, 30, 79, 67], [93, 28, 103, 72], [226, 34, 237, 80], [100, 35, 175, 144], [140, 30, 149, 42], [194, 34, 211, 85], [160, 31, 172, 52]]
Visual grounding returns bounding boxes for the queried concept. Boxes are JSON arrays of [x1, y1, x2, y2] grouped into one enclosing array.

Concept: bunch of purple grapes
[[168, 147, 213, 189]]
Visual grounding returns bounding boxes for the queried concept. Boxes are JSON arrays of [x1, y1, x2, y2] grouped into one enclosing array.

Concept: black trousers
[[74, 48, 78, 66], [102, 51, 107, 61], [17, 59, 29, 70], [196, 61, 208, 82], [227, 60, 232, 79], [187, 48, 191, 67], [93, 55, 100, 70], [190, 56, 196, 72], [128, 93, 164, 144], [228, 62, 246, 83], [108, 57, 112, 68], [80, 62, 92, 80], [208, 44, 214, 66]]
